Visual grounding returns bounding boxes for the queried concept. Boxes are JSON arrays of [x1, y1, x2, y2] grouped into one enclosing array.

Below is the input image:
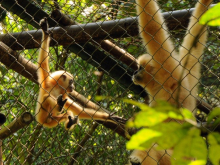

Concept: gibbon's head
[[50, 71, 75, 93], [132, 54, 154, 88]]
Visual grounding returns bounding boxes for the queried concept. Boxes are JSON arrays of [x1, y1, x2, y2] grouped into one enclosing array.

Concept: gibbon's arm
[[179, 0, 212, 77], [37, 18, 50, 88], [136, 0, 177, 70]]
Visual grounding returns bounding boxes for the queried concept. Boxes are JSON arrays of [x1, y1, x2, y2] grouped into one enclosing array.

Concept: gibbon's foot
[[66, 115, 78, 129], [129, 156, 141, 165], [109, 112, 127, 124], [39, 17, 50, 35], [57, 94, 67, 112]]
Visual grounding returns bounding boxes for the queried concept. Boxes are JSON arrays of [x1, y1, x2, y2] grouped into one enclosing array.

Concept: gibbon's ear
[[61, 74, 67, 81]]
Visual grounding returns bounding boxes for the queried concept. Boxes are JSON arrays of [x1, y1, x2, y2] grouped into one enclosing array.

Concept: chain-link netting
[[0, 0, 219, 164]]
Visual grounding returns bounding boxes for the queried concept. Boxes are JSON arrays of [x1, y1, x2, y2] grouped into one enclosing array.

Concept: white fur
[[130, 0, 212, 164]]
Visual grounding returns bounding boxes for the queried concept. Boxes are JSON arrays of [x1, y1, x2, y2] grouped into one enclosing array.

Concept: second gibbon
[[35, 18, 123, 130], [130, 0, 213, 164]]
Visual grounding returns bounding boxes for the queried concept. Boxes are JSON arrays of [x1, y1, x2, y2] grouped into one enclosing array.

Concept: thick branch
[[0, 42, 38, 83], [0, 112, 33, 140], [0, 7, 206, 50], [51, 9, 138, 70], [0, 0, 57, 28]]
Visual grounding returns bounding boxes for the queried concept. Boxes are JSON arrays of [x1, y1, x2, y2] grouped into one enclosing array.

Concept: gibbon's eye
[[133, 66, 144, 75], [133, 70, 138, 75], [69, 79, 74, 85]]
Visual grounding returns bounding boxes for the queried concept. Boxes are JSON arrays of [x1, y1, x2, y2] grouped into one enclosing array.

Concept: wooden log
[[0, 112, 33, 140]]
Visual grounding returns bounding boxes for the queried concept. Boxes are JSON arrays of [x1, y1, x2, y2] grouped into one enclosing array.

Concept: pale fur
[[36, 18, 122, 130], [130, 0, 212, 164]]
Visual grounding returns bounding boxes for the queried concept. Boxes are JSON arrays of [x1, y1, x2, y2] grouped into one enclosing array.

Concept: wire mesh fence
[[0, 0, 219, 164]]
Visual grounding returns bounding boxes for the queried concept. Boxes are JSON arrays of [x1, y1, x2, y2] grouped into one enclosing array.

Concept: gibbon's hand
[[57, 94, 67, 112], [109, 112, 127, 124], [66, 115, 79, 129], [39, 17, 51, 35]]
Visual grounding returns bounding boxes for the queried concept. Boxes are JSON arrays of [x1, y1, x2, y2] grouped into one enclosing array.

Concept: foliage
[[200, 3, 220, 26], [0, 0, 219, 164], [126, 100, 220, 165]]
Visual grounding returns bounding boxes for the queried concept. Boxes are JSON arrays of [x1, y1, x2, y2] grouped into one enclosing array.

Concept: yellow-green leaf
[[133, 110, 168, 127], [126, 128, 162, 150], [200, 3, 220, 26], [208, 133, 220, 165]]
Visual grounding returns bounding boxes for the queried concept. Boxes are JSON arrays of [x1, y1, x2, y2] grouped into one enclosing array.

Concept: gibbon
[[129, 0, 212, 164], [36, 18, 123, 130]]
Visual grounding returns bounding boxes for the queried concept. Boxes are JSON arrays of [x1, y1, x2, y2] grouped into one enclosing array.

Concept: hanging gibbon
[[129, 0, 212, 164], [36, 18, 124, 130]]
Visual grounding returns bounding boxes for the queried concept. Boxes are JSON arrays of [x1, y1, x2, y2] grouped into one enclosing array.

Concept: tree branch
[[0, 42, 38, 83], [0, 5, 214, 50], [51, 9, 138, 70], [0, 112, 33, 140]]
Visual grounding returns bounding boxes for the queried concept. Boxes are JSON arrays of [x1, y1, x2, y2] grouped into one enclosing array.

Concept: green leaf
[[207, 107, 220, 123], [153, 122, 190, 149], [126, 128, 162, 150], [133, 110, 169, 127], [188, 160, 206, 165], [123, 99, 150, 110], [200, 3, 220, 26], [181, 108, 197, 125], [172, 128, 207, 165], [208, 133, 220, 165]]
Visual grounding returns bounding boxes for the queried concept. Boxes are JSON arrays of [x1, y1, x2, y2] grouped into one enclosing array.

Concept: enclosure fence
[[0, 0, 219, 164]]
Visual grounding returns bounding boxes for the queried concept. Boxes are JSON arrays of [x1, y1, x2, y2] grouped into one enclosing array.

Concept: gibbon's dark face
[[51, 71, 75, 92], [132, 54, 154, 88], [60, 74, 75, 93], [67, 79, 75, 92], [132, 67, 144, 85]]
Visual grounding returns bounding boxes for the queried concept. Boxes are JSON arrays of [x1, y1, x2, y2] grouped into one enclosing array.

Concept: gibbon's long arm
[[179, 0, 212, 95], [37, 19, 50, 88], [136, 0, 177, 71]]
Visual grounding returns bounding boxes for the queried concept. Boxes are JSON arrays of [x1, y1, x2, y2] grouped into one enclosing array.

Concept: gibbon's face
[[51, 71, 75, 93], [132, 54, 154, 88]]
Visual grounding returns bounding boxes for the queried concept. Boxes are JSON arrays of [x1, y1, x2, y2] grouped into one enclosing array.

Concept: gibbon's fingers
[[57, 94, 67, 112], [136, 0, 177, 69], [39, 17, 49, 35]]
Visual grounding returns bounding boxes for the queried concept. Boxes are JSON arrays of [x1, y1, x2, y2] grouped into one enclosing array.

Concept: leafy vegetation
[[0, 0, 219, 164]]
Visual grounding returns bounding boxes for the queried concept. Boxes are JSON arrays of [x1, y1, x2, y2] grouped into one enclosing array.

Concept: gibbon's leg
[[60, 98, 125, 123], [37, 95, 68, 127], [129, 149, 172, 165], [136, 0, 179, 75], [57, 95, 79, 130], [179, 0, 212, 97], [63, 98, 109, 120]]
